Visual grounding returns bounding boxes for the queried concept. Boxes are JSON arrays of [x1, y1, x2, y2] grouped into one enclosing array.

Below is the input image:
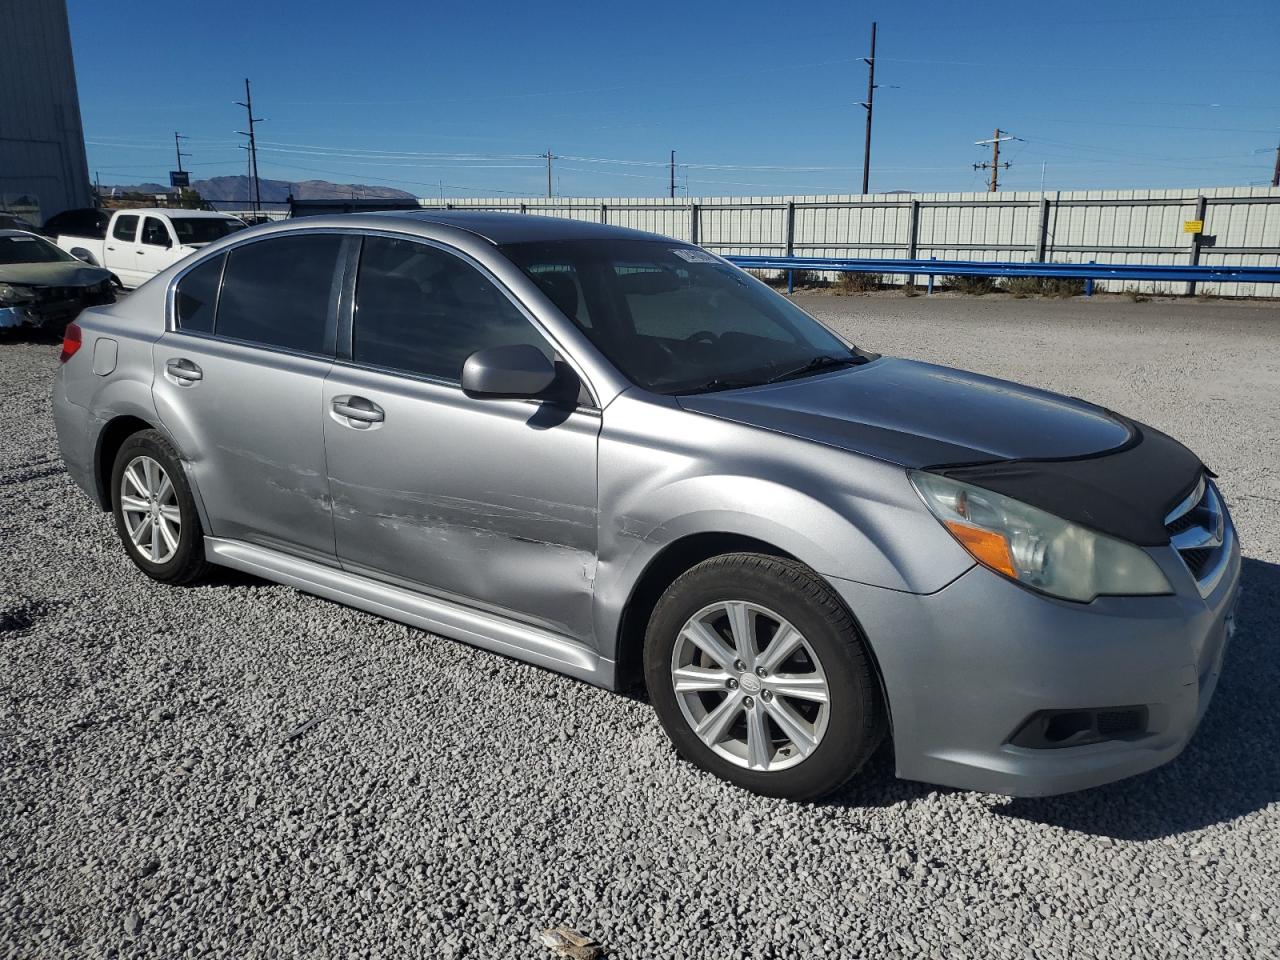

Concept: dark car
[[0, 213, 38, 232], [42, 207, 112, 241], [0, 230, 115, 333]]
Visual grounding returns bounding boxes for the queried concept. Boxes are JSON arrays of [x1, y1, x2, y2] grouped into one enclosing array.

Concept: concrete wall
[[423, 187, 1280, 297], [0, 0, 93, 224]]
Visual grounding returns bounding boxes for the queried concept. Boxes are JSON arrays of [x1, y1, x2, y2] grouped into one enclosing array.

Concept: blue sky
[[70, 0, 1280, 198]]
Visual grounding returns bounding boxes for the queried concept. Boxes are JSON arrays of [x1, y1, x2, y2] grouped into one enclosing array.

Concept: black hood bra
[[927, 414, 1207, 547]]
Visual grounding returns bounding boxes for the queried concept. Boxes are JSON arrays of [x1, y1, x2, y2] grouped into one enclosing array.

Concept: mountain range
[[102, 175, 417, 204]]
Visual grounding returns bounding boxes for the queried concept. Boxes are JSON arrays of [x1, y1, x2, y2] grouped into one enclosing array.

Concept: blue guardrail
[[725, 255, 1280, 294]]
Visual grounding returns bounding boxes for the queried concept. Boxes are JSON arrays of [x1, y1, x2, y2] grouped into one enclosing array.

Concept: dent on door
[[322, 372, 600, 642]]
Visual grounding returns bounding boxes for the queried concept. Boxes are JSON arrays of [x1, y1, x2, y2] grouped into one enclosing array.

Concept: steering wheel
[[684, 330, 720, 345]]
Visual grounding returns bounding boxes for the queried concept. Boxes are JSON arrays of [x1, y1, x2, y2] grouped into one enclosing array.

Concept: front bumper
[[829, 523, 1242, 797], [0, 283, 114, 330], [0, 305, 38, 329]]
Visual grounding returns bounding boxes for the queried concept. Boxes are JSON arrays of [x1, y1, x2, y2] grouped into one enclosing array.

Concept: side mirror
[[70, 249, 92, 262], [461, 343, 556, 399]]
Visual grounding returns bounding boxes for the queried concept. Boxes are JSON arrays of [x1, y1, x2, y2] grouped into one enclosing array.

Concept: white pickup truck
[[55, 208, 245, 288]]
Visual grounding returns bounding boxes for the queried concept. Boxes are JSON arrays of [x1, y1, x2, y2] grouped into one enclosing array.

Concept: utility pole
[[236, 79, 264, 218], [1272, 139, 1280, 187], [858, 21, 877, 195], [670, 149, 676, 199], [173, 132, 189, 174], [542, 148, 554, 198], [974, 128, 1014, 192]]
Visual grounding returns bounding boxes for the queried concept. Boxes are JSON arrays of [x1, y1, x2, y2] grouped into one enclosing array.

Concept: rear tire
[[110, 430, 209, 585], [644, 553, 885, 800]]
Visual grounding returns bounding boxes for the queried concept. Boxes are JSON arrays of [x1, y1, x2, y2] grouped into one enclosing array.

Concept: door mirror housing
[[461, 343, 557, 399]]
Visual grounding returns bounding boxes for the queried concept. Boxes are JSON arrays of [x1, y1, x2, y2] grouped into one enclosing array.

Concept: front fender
[[593, 393, 974, 659]]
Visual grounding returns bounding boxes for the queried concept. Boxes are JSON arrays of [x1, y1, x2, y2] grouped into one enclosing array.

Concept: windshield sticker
[[11, 237, 37, 242], [671, 248, 718, 263]]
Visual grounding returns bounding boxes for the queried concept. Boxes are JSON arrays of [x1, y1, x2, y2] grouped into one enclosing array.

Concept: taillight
[[59, 322, 82, 364]]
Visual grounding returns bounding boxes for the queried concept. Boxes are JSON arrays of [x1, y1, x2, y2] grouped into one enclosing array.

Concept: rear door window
[[215, 234, 342, 354], [112, 215, 139, 242], [352, 236, 551, 382]]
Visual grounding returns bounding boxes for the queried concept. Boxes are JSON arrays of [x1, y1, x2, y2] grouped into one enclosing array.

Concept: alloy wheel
[[119, 455, 181, 564], [670, 600, 831, 772]]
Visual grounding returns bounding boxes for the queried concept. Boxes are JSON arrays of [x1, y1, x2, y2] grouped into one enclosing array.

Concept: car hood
[[0, 261, 111, 287], [676, 357, 1134, 467]]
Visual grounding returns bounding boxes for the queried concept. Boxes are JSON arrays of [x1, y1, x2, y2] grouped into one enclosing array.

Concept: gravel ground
[[2, 294, 1278, 960]]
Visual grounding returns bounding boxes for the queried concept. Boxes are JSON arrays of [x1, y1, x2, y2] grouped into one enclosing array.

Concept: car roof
[[365, 209, 672, 245], [0, 228, 44, 238], [112, 208, 238, 218]]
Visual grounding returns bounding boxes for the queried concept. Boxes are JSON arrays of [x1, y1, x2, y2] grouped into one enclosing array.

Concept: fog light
[[1009, 706, 1149, 749]]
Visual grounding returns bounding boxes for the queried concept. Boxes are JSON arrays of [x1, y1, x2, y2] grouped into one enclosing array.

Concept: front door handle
[[166, 357, 202, 382], [332, 395, 385, 424]]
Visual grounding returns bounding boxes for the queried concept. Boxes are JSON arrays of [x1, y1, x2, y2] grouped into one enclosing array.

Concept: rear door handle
[[166, 357, 203, 382], [332, 395, 385, 424]]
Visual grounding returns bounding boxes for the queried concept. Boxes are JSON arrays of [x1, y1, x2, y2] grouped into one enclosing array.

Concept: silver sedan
[[52, 211, 1240, 799]]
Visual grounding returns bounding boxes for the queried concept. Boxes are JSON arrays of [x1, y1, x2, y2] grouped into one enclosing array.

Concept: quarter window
[[111, 215, 139, 242], [353, 236, 551, 382], [215, 234, 342, 354], [174, 254, 224, 334]]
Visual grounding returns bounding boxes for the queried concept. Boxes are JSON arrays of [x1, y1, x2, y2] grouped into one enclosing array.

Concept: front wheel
[[644, 553, 885, 800]]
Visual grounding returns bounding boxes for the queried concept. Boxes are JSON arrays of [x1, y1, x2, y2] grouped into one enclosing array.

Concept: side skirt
[[204, 537, 613, 687]]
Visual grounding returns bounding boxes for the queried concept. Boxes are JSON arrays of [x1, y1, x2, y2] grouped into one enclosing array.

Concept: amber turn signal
[[944, 520, 1017, 578]]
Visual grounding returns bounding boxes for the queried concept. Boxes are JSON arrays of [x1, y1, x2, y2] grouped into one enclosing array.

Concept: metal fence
[[421, 187, 1280, 297]]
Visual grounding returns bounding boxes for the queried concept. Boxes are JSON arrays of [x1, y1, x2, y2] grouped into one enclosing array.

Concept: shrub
[[996, 276, 1087, 298], [835, 272, 882, 294], [998, 276, 1042, 298], [1043, 277, 1086, 298], [944, 274, 998, 295], [752, 268, 816, 289], [902, 282, 920, 297]]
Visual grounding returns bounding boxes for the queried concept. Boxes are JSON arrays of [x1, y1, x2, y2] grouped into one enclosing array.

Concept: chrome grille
[[1164, 476, 1229, 596]]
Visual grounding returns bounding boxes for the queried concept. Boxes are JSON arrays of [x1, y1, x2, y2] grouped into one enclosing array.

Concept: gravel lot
[[2, 293, 1278, 959]]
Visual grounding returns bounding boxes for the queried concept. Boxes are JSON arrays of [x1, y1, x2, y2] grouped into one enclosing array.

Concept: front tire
[[644, 553, 885, 800], [110, 430, 209, 584]]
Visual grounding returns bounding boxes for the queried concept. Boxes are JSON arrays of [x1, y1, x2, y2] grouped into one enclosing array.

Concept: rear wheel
[[110, 430, 209, 584], [644, 553, 885, 800]]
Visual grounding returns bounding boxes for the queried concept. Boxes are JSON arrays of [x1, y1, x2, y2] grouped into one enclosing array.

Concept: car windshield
[[501, 239, 862, 394], [169, 218, 244, 245], [0, 233, 76, 265]]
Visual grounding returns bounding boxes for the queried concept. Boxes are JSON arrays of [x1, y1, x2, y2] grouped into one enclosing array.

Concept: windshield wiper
[[764, 354, 864, 385], [676, 377, 759, 395]]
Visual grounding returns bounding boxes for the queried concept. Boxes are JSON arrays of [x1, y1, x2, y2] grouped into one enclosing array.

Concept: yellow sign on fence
[[1183, 219, 1204, 233]]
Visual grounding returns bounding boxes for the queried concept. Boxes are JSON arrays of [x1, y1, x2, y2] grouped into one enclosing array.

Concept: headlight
[[909, 470, 1172, 602], [0, 282, 36, 306]]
